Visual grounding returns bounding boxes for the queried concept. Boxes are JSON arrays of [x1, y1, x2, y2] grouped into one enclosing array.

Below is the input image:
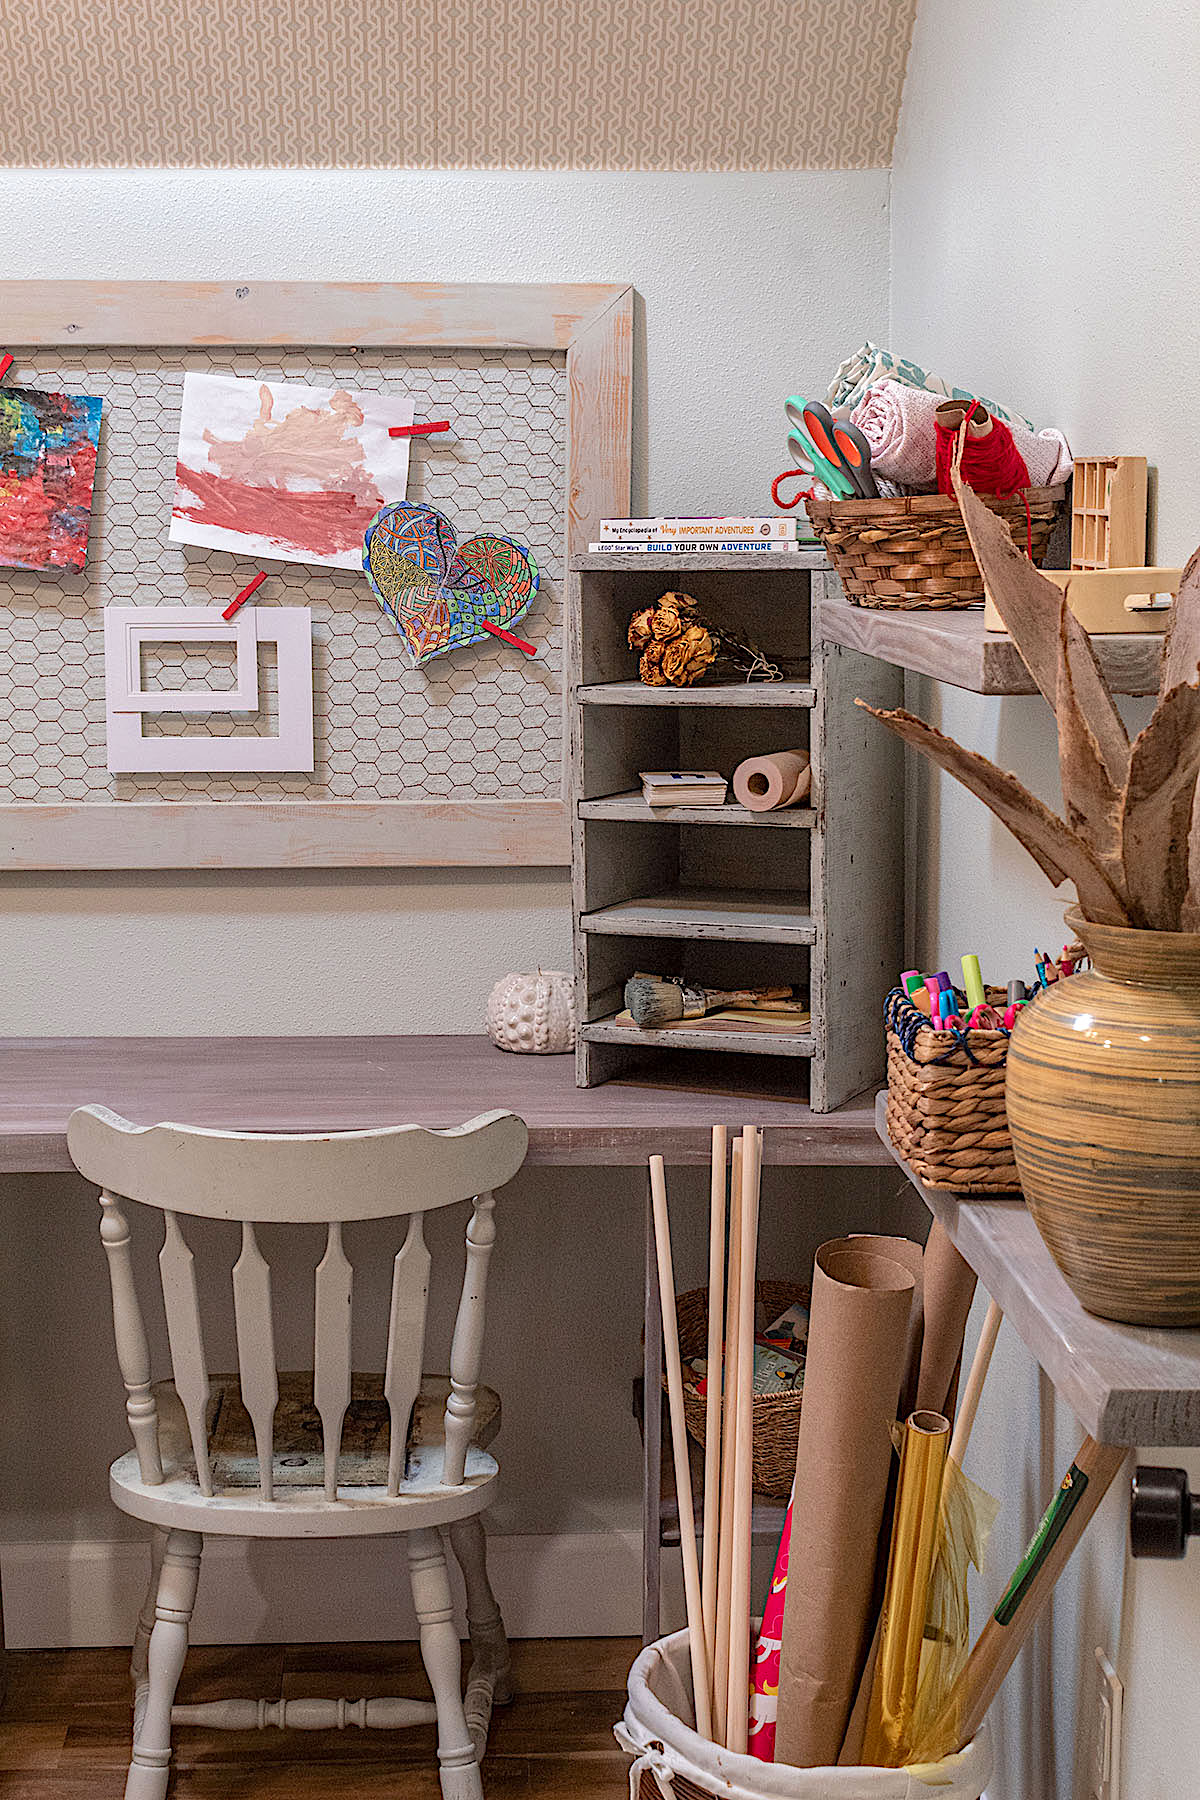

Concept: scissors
[[785, 396, 879, 498]]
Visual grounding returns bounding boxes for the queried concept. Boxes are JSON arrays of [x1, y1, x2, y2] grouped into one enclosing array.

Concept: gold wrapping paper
[[861, 1410, 951, 1766]]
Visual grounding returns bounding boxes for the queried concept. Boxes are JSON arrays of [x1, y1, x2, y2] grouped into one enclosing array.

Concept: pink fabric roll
[[852, 379, 1073, 488]]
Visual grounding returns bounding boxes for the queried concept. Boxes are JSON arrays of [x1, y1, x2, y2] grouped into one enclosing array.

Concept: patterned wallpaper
[[0, 0, 917, 168]]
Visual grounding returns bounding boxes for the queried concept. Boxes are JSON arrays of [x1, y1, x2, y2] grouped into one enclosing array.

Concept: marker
[[0, 354, 12, 384], [968, 1004, 1001, 1029], [1003, 1001, 1027, 1030], [388, 420, 452, 437], [222, 570, 268, 621], [961, 953, 986, 1011], [935, 971, 953, 991], [902, 969, 922, 997], [1007, 979, 1027, 1006]]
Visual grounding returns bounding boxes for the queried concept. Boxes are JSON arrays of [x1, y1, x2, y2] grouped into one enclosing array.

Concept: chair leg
[[125, 1528, 202, 1800], [130, 1528, 168, 1698], [408, 1527, 483, 1800], [448, 1513, 513, 1760]]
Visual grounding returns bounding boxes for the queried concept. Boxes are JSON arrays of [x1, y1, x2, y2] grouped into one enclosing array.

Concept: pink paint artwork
[[169, 373, 414, 570]]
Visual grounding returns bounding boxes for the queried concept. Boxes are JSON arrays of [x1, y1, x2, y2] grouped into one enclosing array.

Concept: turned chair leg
[[130, 1528, 168, 1699], [448, 1513, 512, 1760], [408, 1527, 483, 1800], [125, 1528, 202, 1800]]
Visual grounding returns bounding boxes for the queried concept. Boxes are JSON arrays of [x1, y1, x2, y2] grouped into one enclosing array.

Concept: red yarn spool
[[935, 400, 1030, 497]]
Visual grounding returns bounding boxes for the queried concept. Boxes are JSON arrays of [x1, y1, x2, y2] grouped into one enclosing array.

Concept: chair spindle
[[384, 1215, 429, 1496], [313, 1221, 353, 1501], [443, 1193, 497, 1487], [159, 1212, 213, 1496], [232, 1222, 278, 1502]]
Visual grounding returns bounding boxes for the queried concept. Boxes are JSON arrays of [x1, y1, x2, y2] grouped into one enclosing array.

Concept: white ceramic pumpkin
[[486, 970, 576, 1054]]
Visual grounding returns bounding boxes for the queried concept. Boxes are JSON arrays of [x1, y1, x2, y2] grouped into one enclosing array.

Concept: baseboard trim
[[2, 1529, 645, 1649]]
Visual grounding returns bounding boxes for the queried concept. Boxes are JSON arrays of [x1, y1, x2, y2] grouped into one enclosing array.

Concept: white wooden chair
[[66, 1102, 529, 1800]]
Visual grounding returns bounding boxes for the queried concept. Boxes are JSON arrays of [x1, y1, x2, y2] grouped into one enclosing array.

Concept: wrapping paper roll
[[773, 1240, 917, 1769], [915, 1221, 979, 1416], [733, 750, 811, 813]]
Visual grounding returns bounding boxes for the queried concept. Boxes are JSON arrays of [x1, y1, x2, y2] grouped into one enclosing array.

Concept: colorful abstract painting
[[169, 373, 414, 571], [363, 502, 538, 667], [0, 386, 103, 573]]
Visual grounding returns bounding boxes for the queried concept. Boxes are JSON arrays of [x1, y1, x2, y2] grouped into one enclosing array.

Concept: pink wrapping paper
[[852, 379, 1072, 489], [749, 1492, 793, 1760]]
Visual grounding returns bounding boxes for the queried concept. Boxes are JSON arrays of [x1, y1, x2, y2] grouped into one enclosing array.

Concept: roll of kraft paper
[[915, 1221, 979, 1417], [733, 749, 811, 812], [773, 1240, 916, 1769]]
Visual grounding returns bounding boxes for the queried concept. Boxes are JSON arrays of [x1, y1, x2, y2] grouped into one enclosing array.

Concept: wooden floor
[[0, 1638, 637, 1797]]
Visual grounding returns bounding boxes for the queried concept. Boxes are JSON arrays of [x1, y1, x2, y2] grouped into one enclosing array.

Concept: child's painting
[[170, 373, 414, 571], [0, 386, 103, 573]]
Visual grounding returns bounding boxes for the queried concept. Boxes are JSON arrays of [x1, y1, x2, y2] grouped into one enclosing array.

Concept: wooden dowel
[[949, 1299, 1003, 1468], [934, 1434, 1127, 1752], [701, 1124, 727, 1716], [649, 1155, 713, 1740], [713, 1136, 743, 1746], [725, 1124, 761, 1754]]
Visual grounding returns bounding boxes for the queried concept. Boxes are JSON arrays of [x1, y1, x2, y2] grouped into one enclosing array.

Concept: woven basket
[[666, 1278, 808, 1498], [807, 485, 1066, 609], [884, 988, 1020, 1193]]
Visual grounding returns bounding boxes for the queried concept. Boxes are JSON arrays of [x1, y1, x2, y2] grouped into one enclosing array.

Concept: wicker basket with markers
[[884, 957, 1027, 1193]]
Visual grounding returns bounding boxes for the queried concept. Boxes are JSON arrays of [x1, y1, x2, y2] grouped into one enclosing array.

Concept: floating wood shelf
[[817, 590, 1161, 696], [577, 792, 816, 828], [876, 1092, 1200, 1445], [577, 680, 816, 708], [580, 1015, 816, 1057], [579, 888, 815, 944]]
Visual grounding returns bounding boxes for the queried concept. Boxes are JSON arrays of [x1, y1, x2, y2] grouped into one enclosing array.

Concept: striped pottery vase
[[1005, 905, 1200, 1325]]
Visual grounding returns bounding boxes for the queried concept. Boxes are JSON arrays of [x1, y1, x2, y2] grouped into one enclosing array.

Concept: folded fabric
[[852, 380, 1073, 489], [825, 341, 1036, 430]]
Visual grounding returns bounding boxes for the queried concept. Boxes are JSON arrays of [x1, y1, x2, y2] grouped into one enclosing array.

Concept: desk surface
[[876, 1092, 1200, 1446], [0, 1036, 891, 1173]]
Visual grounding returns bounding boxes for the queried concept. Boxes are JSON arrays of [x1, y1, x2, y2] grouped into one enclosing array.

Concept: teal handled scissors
[[771, 396, 879, 508]]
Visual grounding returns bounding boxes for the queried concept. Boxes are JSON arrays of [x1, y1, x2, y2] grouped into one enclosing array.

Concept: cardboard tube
[[916, 1222, 979, 1415], [861, 1410, 951, 1766], [733, 750, 811, 812], [773, 1241, 916, 1769], [850, 1234, 926, 1417]]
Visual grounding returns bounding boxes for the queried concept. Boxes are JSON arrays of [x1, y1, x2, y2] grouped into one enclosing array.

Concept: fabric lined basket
[[884, 988, 1020, 1193], [807, 485, 1066, 609], [666, 1279, 809, 1498]]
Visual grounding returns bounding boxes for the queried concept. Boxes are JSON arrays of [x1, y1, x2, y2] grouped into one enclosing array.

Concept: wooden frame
[[0, 281, 634, 870]]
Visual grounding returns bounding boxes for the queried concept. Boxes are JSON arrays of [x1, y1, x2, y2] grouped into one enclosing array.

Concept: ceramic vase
[[486, 970, 576, 1054], [1005, 905, 1200, 1326]]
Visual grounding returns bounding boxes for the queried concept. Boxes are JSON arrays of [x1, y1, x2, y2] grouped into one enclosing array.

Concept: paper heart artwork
[[362, 502, 539, 667]]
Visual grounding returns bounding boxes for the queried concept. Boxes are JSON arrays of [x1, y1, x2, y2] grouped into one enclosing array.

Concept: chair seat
[[111, 1372, 500, 1538]]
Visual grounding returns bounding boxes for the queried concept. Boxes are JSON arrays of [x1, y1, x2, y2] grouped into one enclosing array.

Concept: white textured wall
[[891, 4, 1200, 1795], [0, 167, 888, 1033]]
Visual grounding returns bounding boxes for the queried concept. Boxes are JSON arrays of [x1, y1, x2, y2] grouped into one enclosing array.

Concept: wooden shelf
[[817, 590, 1161, 696], [578, 792, 816, 828], [572, 550, 826, 572], [579, 888, 815, 945], [576, 680, 816, 708], [581, 1015, 816, 1057], [876, 1092, 1200, 1445]]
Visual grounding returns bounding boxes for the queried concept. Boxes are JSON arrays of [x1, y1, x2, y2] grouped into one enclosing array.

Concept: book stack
[[589, 514, 815, 553], [640, 770, 729, 807]]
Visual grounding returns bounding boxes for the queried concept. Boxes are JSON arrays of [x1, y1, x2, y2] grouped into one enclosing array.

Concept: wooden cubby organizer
[[568, 552, 904, 1111]]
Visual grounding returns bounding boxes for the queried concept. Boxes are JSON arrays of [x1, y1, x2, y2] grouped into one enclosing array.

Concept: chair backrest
[[67, 1104, 528, 1502]]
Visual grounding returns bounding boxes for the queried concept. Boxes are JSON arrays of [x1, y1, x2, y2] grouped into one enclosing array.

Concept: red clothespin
[[222, 570, 267, 621], [389, 421, 452, 438], [480, 620, 537, 656], [0, 354, 13, 384]]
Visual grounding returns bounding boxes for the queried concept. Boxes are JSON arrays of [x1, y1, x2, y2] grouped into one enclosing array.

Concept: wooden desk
[[0, 1035, 891, 1173]]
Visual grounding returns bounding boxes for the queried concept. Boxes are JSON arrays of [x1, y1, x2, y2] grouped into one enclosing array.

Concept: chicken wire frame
[[104, 605, 315, 774], [0, 280, 634, 870]]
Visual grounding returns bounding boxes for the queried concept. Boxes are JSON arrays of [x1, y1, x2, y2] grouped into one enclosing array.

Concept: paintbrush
[[624, 977, 805, 1028]]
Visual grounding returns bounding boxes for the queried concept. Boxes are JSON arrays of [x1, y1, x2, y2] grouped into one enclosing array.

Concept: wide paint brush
[[625, 977, 805, 1028]]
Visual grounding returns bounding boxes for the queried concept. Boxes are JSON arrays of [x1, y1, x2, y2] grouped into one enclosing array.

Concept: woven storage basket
[[666, 1279, 808, 1498], [884, 988, 1020, 1193], [807, 485, 1066, 609]]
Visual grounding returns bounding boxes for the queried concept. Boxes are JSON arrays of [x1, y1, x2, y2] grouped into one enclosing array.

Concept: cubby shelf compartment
[[579, 889, 815, 944], [569, 552, 904, 1109], [578, 793, 816, 828], [581, 1017, 816, 1057], [577, 680, 816, 708]]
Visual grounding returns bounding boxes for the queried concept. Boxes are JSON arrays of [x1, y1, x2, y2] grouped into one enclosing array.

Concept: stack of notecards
[[640, 770, 728, 806]]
